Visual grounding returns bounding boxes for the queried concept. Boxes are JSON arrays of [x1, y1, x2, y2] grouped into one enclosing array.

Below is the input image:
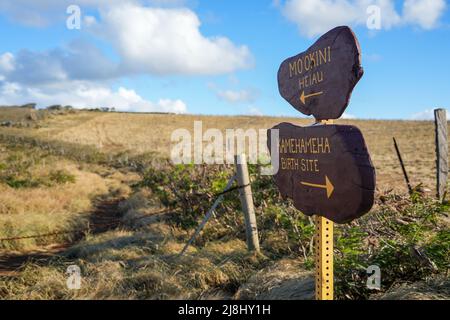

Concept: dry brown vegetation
[[15, 111, 439, 193], [0, 143, 135, 252], [0, 108, 448, 300]]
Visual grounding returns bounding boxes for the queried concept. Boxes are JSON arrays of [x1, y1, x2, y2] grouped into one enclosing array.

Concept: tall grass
[[0, 142, 126, 251]]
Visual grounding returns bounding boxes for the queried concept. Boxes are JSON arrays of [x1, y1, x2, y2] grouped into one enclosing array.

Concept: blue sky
[[0, 0, 448, 119]]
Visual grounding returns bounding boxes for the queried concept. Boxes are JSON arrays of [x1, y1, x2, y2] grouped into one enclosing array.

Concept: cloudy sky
[[0, 0, 448, 119]]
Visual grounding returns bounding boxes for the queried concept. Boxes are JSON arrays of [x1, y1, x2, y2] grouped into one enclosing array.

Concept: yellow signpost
[[314, 119, 334, 300], [315, 215, 334, 300], [273, 26, 375, 301]]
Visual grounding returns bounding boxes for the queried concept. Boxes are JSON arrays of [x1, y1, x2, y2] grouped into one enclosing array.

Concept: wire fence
[[0, 182, 252, 243], [0, 207, 175, 243], [0, 132, 435, 246], [1, 182, 418, 244], [0, 174, 426, 245]]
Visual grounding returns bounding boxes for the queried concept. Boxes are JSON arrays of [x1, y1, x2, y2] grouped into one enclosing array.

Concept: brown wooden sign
[[267, 122, 375, 223], [277, 26, 363, 120]]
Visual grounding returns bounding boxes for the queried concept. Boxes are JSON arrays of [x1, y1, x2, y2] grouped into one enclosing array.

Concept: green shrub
[[333, 196, 449, 299], [48, 169, 76, 184], [0, 147, 76, 188]]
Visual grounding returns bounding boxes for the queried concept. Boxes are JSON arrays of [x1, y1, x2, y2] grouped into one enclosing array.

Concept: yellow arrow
[[300, 90, 323, 105], [301, 175, 334, 199]]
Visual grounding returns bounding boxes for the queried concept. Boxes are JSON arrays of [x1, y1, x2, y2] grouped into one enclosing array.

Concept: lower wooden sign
[[267, 122, 376, 223]]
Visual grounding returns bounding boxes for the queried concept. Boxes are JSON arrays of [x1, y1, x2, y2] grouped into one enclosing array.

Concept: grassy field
[[14, 110, 438, 193], [0, 107, 448, 300]]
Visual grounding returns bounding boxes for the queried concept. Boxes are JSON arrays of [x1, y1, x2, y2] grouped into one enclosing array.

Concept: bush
[[48, 169, 76, 184], [334, 194, 449, 299], [138, 163, 449, 299], [0, 147, 76, 188]]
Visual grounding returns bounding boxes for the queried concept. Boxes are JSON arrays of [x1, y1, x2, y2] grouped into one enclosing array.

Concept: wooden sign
[[277, 26, 363, 120], [267, 122, 375, 223]]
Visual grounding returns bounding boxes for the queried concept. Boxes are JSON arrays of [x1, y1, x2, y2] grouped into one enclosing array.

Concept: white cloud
[[0, 0, 143, 26], [247, 106, 264, 116], [341, 112, 357, 119], [281, 0, 400, 37], [0, 80, 187, 113], [403, 0, 446, 29], [283, 0, 356, 37], [0, 52, 15, 73], [363, 52, 382, 62], [0, 42, 118, 85], [0, 3, 253, 81], [216, 89, 257, 104], [83, 15, 98, 28], [410, 109, 447, 120], [272, 0, 282, 7], [280, 0, 446, 38], [0, 2, 251, 112], [0, 82, 21, 96], [98, 4, 253, 75]]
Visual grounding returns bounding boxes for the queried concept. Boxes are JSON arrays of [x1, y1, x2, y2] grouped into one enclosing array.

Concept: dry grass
[[0, 179, 267, 299], [1, 177, 448, 300], [1, 225, 266, 299], [0, 166, 104, 251], [0, 143, 134, 251], [372, 277, 450, 300], [0, 106, 42, 124], [0, 106, 76, 127], [234, 258, 314, 300], [6, 111, 441, 193]]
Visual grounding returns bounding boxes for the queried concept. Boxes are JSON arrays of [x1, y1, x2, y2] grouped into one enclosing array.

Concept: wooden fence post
[[235, 154, 260, 252], [434, 108, 448, 201]]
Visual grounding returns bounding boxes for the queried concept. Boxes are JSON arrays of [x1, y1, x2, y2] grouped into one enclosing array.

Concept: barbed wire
[[0, 207, 177, 243], [0, 177, 428, 244], [0, 230, 81, 242], [0, 183, 254, 243]]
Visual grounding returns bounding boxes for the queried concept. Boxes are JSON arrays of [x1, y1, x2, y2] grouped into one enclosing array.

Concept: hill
[[0, 109, 442, 193]]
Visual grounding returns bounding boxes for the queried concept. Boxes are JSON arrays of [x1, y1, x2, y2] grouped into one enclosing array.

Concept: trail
[[94, 121, 122, 150], [0, 198, 124, 276]]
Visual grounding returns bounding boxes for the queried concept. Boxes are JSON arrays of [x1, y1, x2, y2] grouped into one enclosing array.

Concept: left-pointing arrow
[[300, 175, 334, 198], [300, 90, 323, 105]]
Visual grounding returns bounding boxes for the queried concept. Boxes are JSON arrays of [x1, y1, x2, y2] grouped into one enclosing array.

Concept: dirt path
[[0, 198, 124, 276]]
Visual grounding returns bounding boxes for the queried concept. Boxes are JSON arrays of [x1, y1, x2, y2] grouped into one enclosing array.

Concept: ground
[[0, 107, 448, 300]]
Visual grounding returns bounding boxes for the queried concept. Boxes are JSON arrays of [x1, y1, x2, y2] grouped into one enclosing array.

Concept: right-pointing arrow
[[300, 175, 334, 199]]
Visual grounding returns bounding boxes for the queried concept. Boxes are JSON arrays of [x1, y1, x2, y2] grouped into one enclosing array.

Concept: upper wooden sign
[[277, 26, 363, 120], [267, 122, 375, 223]]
